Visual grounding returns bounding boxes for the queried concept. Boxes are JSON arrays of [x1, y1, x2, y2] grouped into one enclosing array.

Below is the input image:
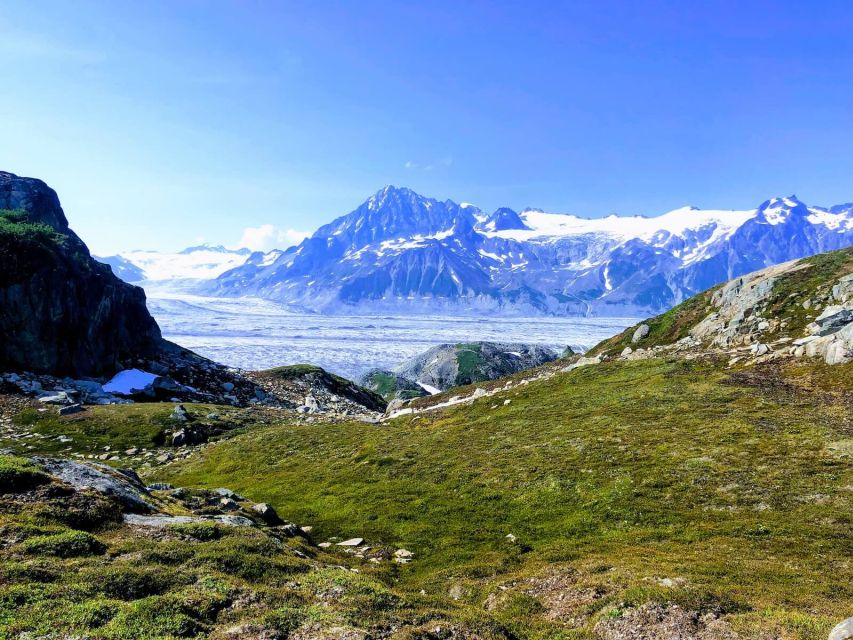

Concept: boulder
[[830, 617, 853, 640], [38, 392, 70, 405], [811, 305, 853, 335], [124, 513, 255, 528], [170, 404, 190, 422], [631, 324, 650, 343], [59, 403, 84, 416], [252, 502, 283, 525], [214, 487, 244, 500], [33, 457, 152, 513]]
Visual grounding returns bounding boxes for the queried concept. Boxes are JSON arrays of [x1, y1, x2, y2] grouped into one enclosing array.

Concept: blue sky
[[2, 1, 853, 254]]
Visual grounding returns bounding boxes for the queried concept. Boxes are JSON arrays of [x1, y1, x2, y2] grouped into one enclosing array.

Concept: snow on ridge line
[[491, 206, 759, 242]]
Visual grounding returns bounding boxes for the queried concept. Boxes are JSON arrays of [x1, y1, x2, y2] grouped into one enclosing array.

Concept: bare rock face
[[0, 171, 165, 377]]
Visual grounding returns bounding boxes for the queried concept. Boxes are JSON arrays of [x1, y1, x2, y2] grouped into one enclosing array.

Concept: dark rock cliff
[[0, 171, 165, 377]]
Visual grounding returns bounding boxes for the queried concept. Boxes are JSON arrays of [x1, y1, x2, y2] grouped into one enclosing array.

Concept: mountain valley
[[0, 171, 850, 639]]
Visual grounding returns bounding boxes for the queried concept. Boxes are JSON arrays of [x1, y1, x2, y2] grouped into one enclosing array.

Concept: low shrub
[[0, 456, 50, 493], [20, 531, 105, 558]]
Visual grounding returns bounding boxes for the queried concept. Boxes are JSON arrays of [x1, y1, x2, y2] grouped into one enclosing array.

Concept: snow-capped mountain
[[208, 187, 853, 316], [96, 244, 251, 283]]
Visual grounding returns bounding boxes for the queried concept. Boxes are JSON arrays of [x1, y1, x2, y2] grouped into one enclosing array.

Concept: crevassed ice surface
[[146, 293, 637, 380]]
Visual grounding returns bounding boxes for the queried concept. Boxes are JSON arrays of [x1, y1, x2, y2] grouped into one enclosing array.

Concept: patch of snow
[[259, 250, 282, 267], [417, 382, 442, 395], [487, 206, 757, 243], [807, 208, 852, 231], [478, 249, 503, 261], [103, 369, 158, 395]]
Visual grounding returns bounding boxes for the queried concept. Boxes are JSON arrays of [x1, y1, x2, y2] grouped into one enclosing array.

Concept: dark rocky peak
[[478, 207, 530, 232], [829, 202, 853, 214], [0, 171, 70, 233], [314, 185, 475, 247]]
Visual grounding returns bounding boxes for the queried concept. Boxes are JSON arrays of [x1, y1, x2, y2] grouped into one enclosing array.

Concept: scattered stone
[[58, 403, 83, 416], [222, 382, 235, 392], [146, 482, 174, 491], [337, 538, 364, 546], [394, 548, 414, 563], [750, 343, 769, 356]]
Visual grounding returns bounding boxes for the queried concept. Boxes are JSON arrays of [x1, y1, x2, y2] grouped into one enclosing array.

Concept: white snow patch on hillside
[[103, 369, 158, 394]]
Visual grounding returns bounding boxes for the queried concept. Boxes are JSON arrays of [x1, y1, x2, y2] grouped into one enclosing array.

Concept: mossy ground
[[148, 356, 852, 638], [3, 356, 851, 637], [0, 403, 249, 459]]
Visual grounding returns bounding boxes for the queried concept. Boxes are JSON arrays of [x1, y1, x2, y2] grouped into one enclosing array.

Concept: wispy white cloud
[[237, 224, 310, 252], [404, 156, 454, 171]]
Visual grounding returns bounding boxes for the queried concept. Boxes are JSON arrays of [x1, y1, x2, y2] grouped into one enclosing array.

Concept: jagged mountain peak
[[210, 188, 853, 318], [477, 207, 530, 232]]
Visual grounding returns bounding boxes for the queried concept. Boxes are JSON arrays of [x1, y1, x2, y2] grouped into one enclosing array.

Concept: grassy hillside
[[151, 356, 853, 638]]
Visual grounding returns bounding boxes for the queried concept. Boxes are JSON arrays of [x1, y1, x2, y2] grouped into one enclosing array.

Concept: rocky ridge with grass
[[592, 246, 853, 367]]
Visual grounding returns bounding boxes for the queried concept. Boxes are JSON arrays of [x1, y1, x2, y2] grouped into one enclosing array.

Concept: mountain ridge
[[207, 185, 853, 317]]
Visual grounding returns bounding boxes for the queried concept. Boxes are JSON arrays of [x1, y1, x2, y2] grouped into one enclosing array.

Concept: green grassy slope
[[154, 356, 853, 638]]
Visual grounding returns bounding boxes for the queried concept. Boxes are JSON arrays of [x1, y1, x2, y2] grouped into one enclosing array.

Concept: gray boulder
[[631, 324, 650, 343], [830, 618, 853, 640], [252, 502, 283, 525], [33, 457, 153, 513]]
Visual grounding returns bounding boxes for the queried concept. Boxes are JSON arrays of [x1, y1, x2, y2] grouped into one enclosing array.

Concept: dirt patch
[[594, 604, 743, 640], [519, 568, 606, 625]]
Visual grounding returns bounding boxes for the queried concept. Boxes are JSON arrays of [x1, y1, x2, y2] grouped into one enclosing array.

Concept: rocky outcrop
[[0, 172, 164, 377], [0, 172, 277, 406], [247, 364, 387, 415], [393, 342, 558, 392], [593, 246, 853, 366], [32, 456, 154, 513]]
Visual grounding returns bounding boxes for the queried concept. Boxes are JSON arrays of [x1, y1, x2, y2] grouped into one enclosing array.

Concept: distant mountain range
[[205, 186, 853, 316], [96, 245, 251, 283], [99, 186, 853, 316]]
